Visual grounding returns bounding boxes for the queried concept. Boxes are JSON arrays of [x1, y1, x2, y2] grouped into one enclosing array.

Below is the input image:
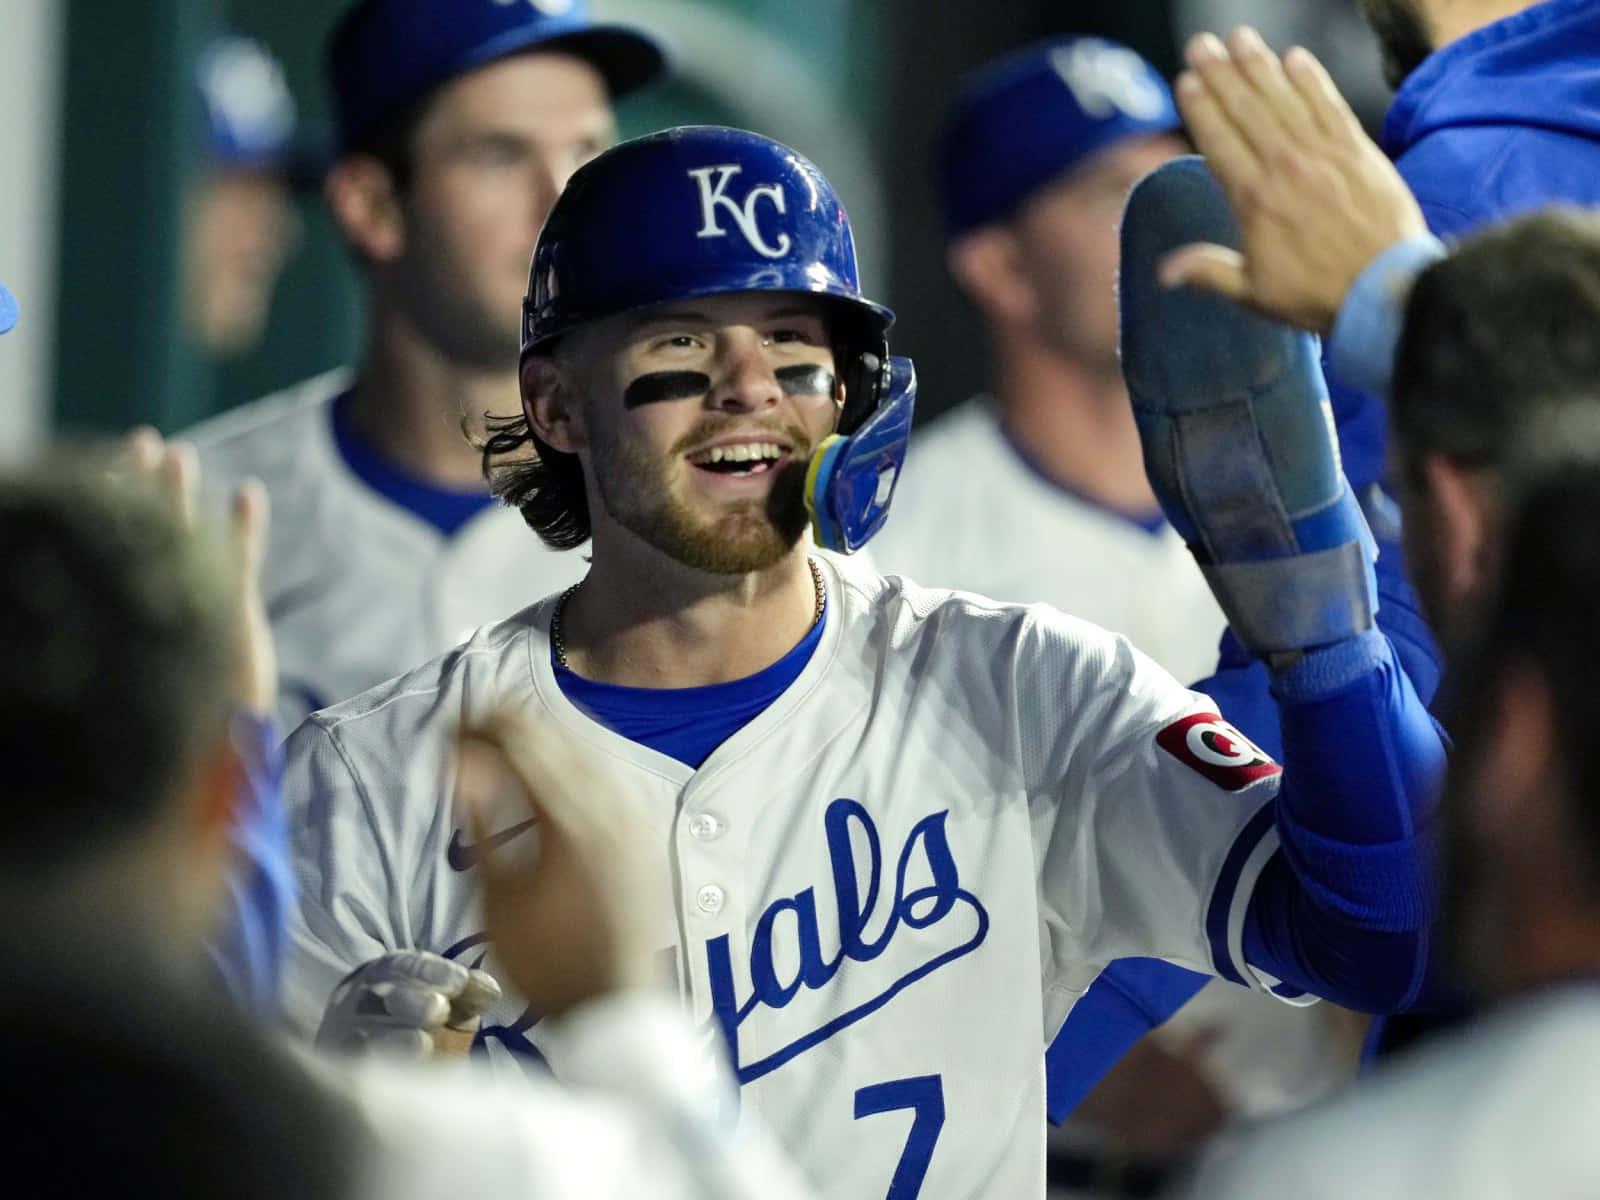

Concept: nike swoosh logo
[[446, 818, 538, 872]]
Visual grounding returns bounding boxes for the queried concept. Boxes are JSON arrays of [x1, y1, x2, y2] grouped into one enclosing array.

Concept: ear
[[324, 155, 405, 264], [1420, 452, 1495, 604], [946, 226, 1036, 326], [521, 354, 587, 454]]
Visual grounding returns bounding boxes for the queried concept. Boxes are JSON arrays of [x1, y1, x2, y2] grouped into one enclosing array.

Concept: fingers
[[1225, 27, 1318, 146], [448, 967, 504, 1027], [1175, 70, 1260, 202], [156, 438, 200, 529], [317, 950, 503, 1058], [230, 478, 269, 580], [1158, 243, 1251, 304], [1186, 32, 1281, 164], [123, 426, 163, 475], [1283, 45, 1365, 146]]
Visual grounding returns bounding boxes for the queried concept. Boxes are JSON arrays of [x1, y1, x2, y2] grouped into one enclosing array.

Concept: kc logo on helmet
[[688, 165, 792, 259], [1155, 712, 1280, 791]]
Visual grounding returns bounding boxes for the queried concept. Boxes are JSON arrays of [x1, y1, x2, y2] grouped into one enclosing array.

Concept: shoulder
[[1399, 125, 1600, 236], [832, 556, 1188, 718], [184, 367, 352, 480], [286, 600, 548, 776]]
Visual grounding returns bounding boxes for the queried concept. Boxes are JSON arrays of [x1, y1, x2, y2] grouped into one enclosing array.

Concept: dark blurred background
[[1, 0, 1389, 446]]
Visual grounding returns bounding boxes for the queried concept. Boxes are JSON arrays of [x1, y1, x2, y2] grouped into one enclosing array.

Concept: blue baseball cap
[[938, 36, 1181, 238], [198, 35, 298, 170], [329, 0, 669, 152], [0, 284, 16, 335]]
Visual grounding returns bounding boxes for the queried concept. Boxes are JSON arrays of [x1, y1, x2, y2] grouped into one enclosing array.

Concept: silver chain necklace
[[550, 557, 826, 670]]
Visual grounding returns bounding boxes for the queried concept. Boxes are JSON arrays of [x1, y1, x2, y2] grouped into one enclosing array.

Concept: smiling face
[[534, 291, 844, 573]]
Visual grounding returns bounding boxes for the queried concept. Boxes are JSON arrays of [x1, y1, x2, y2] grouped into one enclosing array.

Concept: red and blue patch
[[1156, 712, 1281, 791]]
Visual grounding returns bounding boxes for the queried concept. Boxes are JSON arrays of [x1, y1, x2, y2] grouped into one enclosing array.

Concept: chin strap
[[805, 356, 916, 553]]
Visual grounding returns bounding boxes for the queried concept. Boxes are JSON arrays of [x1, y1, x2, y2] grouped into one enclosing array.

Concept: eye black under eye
[[775, 364, 837, 397]]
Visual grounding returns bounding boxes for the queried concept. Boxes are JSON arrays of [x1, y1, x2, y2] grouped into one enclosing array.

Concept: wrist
[[1327, 234, 1447, 401]]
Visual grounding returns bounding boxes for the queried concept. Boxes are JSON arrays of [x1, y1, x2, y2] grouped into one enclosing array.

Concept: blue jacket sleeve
[[1237, 631, 1446, 1012], [1043, 958, 1209, 1123], [207, 711, 295, 1020]]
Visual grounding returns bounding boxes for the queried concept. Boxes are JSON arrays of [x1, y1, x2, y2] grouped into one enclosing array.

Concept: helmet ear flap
[[838, 341, 891, 435]]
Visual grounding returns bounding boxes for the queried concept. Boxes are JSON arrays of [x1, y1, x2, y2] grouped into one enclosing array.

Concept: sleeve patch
[[1155, 713, 1281, 792]]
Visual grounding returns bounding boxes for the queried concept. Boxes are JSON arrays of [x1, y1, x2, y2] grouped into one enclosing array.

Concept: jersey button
[[695, 884, 725, 914], [687, 813, 722, 840]]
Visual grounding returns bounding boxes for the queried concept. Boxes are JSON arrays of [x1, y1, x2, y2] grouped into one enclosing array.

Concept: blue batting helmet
[[522, 125, 895, 431]]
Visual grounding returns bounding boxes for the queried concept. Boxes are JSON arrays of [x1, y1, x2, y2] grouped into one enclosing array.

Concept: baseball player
[[186, 0, 668, 731], [282, 126, 1444, 1199], [183, 33, 305, 358], [871, 37, 1225, 687]]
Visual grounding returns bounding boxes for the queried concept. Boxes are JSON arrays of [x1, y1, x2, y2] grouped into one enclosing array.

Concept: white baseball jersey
[[283, 554, 1293, 1200], [868, 400, 1345, 1125], [186, 369, 588, 730], [1177, 986, 1600, 1199], [867, 399, 1226, 686]]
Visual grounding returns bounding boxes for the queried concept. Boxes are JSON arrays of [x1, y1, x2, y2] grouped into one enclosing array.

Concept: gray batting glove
[[315, 950, 502, 1059]]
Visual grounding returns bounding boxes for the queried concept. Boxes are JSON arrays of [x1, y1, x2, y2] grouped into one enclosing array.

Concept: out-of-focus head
[[938, 37, 1185, 374], [323, 0, 668, 370], [492, 126, 893, 566], [1391, 208, 1600, 643], [186, 35, 304, 355], [1354, 0, 1437, 90], [0, 454, 240, 943], [1443, 446, 1600, 997]]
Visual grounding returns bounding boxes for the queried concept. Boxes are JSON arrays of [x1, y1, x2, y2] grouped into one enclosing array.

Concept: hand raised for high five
[[1158, 29, 1427, 334], [122, 427, 276, 714]]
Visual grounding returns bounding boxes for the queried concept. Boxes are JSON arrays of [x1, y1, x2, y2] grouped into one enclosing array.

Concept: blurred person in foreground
[[183, 34, 307, 358], [869, 37, 1356, 1195], [0, 429, 816, 1200], [1174, 448, 1600, 1198], [187, 0, 668, 730]]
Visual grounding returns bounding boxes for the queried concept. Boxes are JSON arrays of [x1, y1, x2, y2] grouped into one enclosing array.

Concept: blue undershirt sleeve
[[1238, 630, 1446, 1012], [1044, 958, 1209, 1123]]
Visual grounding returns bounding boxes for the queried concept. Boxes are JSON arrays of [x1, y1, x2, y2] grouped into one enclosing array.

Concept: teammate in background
[[184, 34, 306, 358], [279, 125, 1445, 1200], [872, 38, 1223, 687], [0, 434, 818, 1200], [865, 37, 1354, 1190], [187, 0, 667, 730], [1177, 455, 1600, 1199]]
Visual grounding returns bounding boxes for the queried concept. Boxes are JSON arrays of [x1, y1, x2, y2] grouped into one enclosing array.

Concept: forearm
[[1242, 630, 1445, 1010]]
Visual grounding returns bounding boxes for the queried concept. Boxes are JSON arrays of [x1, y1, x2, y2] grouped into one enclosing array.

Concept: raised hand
[[1159, 29, 1426, 333]]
